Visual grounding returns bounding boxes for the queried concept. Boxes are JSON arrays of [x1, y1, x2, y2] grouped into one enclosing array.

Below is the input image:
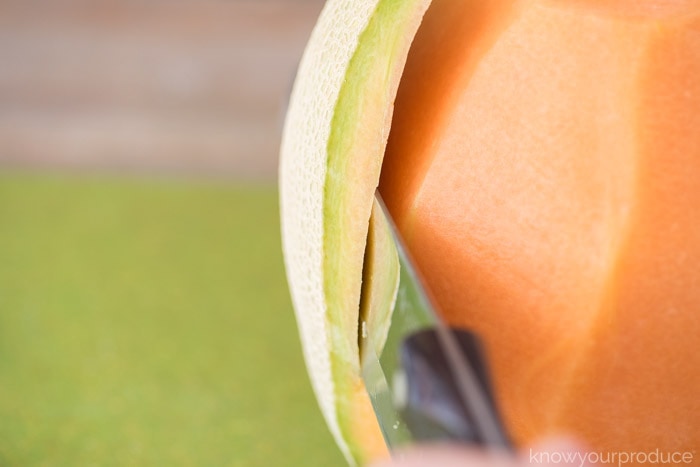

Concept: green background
[[0, 172, 345, 466]]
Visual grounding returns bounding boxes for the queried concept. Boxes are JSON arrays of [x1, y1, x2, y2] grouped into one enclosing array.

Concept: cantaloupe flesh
[[380, 0, 700, 453]]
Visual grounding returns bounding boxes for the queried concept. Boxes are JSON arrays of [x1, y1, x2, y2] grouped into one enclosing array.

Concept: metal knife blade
[[360, 192, 512, 452]]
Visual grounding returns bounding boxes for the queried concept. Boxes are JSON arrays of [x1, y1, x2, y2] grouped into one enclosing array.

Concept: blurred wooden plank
[[0, 0, 324, 179]]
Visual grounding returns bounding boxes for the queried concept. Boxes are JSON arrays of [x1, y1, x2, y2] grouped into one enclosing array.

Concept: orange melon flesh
[[380, 0, 700, 453]]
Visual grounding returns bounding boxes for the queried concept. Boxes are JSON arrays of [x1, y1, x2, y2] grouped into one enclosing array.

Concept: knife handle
[[395, 328, 513, 450]]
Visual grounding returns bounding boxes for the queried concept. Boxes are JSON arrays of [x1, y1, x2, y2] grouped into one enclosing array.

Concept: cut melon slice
[[282, 0, 700, 461], [279, 0, 431, 464]]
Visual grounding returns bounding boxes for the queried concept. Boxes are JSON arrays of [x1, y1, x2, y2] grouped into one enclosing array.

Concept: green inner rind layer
[[323, 0, 430, 463]]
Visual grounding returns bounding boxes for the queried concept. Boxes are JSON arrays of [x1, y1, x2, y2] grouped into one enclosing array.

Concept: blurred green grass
[[0, 172, 344, 466]]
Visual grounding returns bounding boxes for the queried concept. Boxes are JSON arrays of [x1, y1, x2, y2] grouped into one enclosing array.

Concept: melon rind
[[279, 0, 431, 464]]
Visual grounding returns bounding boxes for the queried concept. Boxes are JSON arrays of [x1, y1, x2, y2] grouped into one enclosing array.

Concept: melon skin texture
[[380, 0, 700, 454], [282, 0, 700, 462], [279, 0, 430, 464]]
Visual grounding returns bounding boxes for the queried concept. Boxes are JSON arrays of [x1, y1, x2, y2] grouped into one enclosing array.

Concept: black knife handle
[[396, 328, 513, 449]]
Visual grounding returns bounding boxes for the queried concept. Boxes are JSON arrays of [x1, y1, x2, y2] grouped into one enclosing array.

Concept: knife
[[360, 192, 513, 453]]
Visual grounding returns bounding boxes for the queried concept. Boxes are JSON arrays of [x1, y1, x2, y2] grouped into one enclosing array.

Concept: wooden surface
[[0, 1, 325, 179]]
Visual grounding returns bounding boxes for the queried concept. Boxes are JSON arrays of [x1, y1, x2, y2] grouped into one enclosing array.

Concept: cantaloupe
[[280, 0, 700, 465]]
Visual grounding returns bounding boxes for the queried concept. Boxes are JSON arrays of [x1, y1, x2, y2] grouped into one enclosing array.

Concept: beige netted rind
[[280, 0, 431, 464], [279, 1, 384, 462]]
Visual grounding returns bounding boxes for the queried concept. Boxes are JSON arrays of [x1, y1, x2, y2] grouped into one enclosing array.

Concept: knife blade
[[360, 192, 512, 452]]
